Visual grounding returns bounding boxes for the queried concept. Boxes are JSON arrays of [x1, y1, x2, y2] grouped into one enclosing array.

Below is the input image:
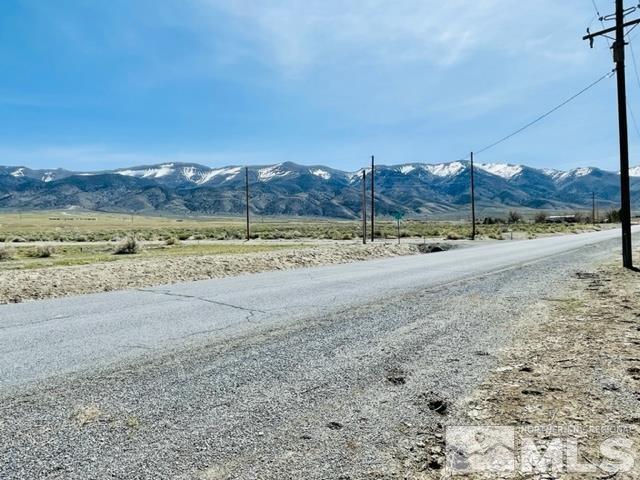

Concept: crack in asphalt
[[174, 326, 232, 339], [119, 344, 154, 351], [0, 313, 78, 331], [136, 288, 266, 315], [136, 288, 266, 335]]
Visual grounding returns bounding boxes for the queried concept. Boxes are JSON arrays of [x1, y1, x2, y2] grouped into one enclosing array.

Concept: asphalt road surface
[[0, 228, 636, 479]]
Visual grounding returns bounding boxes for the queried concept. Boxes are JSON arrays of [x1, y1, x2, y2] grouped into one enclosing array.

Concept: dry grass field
[[0, 210, 607, 244], [0, 210, 613, 273]]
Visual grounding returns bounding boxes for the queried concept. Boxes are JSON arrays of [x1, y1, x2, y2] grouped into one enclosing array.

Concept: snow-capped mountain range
[[3, 161, 639, 185], [1, 161, 639, 217]]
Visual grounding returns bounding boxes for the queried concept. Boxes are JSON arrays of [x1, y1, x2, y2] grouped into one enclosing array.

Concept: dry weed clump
[[0, 245, 15, 261], [30, 245, 55, 258], [114, 236, 141, 255], [72, 405, 104, 426]]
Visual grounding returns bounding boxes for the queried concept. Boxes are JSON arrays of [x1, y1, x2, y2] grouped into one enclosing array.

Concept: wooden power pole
[[245, 167, 250, 241], [584, 0, 639, 268], [362, 170, 367, 244], [470, 152, 476, 241], [370, 155, 375, 242]]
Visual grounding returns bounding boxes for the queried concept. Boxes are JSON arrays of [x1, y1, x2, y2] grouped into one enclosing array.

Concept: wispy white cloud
[[195, 0, 590, 75], [175, 0, 602, 128]]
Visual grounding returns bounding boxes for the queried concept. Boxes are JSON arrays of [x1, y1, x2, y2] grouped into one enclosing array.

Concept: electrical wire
[[629, 41, 640, 92], [469, 0, 617, 158], [628, 102, 640, 141], [626, 41, 640, 142], [473, 69, 615, 156], [590, 0, 613, 46], [588, 2, 640, 143], [626, 21, 640, 38]]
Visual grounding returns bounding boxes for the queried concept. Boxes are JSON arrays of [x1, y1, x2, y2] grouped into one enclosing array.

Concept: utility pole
[[470, 152, 476, 241], [245, 167, 250, 241], [370, 155, 375, 242], [615, 0, 634, 268], [584, 0, 639, 269], [362, 170, 367, 244], [592, 191, 596, 224]]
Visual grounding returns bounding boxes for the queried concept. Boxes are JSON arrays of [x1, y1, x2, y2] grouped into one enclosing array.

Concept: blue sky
[[0, 0, 635, 172]]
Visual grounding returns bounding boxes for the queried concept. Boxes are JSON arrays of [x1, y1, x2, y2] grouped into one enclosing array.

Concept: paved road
[[0, 227, 634, 389], [0, 228, 637, 479]]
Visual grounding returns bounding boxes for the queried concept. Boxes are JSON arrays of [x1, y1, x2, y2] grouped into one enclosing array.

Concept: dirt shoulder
[[412, 258, 640, 479], [0, 242, 428, 304]]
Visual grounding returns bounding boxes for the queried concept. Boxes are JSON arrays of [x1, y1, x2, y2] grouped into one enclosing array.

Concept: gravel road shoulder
[[410, 257, 640, 479]]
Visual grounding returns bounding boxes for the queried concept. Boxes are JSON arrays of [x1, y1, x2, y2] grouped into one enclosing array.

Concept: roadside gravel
[[413, 257, 640, 479]]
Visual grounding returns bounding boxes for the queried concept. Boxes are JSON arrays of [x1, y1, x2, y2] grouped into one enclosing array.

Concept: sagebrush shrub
[[114, 237, 140, 255], [0, 245, 15, 261], [32, 245, 55, 258]]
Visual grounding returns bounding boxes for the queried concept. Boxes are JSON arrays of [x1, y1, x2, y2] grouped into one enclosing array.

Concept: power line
[[626, 20, 640, 38], [629, 41, 640, 91], [590, 0, 602, 18], [474, 69, 615, 155], [627, 101, 640, 140], [627, 41, 640, 141], [590, 0, 614, 46], [588, 5, 640, 144]]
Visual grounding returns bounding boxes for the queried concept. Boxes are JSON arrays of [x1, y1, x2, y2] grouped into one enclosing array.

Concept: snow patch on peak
[[346, 171, 362, 183], [42, 172, 54, 182], [477, 163, 523, 179], [550, 167, 594, 182], [258, 164, 292, 181], [424, 162, 465, 177], [310, 168, 331, 180], [573, 167, 593, 177], [197, 167, 241, 184], [629, 166, 640, 177], [398, 165, 416, 175], [181, 166, 198, 181], [117, 164, 175, 179], [11, 168, 24, 177], [541, 168, 562, 177], [148, 164, 174, 178]]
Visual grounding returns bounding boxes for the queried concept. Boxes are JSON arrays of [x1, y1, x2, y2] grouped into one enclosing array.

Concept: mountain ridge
[[1, 161, 639, 218]]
